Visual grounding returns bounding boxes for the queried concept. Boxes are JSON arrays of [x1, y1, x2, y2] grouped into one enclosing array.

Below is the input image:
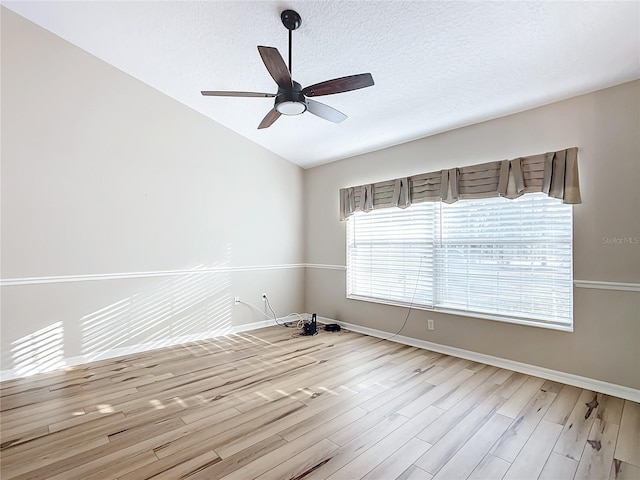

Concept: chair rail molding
[[573, 280, 640, 292], [0, 264, 308, 286], [3, 262, 637, 292]]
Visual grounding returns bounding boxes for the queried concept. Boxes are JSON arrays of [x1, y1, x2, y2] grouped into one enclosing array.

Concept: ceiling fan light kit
[[201, 9, 374, 129], [276, 101, 306, 115], [275, 81, 307, 115]]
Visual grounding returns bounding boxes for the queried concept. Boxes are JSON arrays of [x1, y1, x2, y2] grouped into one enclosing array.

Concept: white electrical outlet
[[234, 296, 240, 305], [427, 319, 435, 331]]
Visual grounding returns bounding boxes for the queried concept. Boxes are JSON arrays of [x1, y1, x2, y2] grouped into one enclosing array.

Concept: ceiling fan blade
[[306, 99, 347, 124], [258, 109, 281, 129], [258, 46, 292, 90], [201, 91, 276, 97], [303, 73, 374, 97]]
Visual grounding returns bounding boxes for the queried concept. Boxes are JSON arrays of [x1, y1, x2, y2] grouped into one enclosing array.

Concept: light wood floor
[[1, 326, 639, 480]]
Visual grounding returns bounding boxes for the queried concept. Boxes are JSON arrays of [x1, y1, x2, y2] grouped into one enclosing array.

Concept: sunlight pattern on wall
[[81, 264, 232, 361], [11, 321, 64, 376]]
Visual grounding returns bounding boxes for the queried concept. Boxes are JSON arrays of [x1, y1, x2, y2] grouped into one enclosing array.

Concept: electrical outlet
[[234, 296, 240, 305], [262, 293, 267, 302], [427, 319, 435, 331]]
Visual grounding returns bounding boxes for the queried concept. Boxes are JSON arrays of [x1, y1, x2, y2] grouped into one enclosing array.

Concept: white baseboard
[[320, 317, 640, 403], [0, 319, 276, 382]]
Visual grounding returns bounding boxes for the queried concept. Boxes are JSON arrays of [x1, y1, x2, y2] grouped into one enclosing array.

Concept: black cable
[[292, 329, 318, 339]]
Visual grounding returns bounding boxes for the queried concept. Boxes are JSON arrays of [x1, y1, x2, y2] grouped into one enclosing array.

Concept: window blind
[[347, 202, 436, 307], [346, 193, 573, 328]]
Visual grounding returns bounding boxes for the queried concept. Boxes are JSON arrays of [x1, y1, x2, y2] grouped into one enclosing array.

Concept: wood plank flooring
[[1, 326, 638, 479]]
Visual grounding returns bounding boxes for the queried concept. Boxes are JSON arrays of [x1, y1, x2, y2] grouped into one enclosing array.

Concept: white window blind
[[346, 193, 573, 329]]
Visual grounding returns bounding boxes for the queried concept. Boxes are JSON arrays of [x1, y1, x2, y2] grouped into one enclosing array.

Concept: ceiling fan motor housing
[[275, 81, 307, 115]]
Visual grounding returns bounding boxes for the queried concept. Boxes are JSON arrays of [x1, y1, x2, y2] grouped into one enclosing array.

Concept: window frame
[[345, 194, 574, 332]]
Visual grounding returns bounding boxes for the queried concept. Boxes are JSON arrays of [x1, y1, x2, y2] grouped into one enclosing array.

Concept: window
[[346, 193, 573, 330]]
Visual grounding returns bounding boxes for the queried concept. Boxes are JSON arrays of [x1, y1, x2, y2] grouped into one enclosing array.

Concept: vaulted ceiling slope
[[4, 1, 639, 168]]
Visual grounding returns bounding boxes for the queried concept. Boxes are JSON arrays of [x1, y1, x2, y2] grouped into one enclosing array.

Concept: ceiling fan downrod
[[281, 9, 301, 75]]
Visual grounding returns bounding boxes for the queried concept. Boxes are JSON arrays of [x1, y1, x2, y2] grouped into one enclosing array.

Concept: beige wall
[[1, 9, 304, 371], [304, 81, 640, 389]]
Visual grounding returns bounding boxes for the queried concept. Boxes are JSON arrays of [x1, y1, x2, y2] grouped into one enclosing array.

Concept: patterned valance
[[340, 147, 580, 220]]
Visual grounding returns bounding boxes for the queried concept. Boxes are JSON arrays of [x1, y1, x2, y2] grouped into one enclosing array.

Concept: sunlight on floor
[[97, 404, 114, 413]]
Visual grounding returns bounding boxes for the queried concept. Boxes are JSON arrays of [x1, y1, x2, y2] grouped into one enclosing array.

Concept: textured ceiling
[[4, 1, 639, 168]]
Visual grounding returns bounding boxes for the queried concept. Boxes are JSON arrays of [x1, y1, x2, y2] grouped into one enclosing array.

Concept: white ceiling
[[4, 1, 639, 169]]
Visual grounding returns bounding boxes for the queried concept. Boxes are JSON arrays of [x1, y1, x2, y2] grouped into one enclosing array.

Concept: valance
[[340, 147, 580, 220]]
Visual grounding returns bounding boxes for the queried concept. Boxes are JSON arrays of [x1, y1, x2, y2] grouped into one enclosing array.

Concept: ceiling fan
[[201, 9, 374, 129]]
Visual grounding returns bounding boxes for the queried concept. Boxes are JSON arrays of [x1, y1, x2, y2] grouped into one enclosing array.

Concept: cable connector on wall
[[262, 293, 267, 302]]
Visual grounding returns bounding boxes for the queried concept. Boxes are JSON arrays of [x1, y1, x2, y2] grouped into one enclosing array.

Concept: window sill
[[346, 294, 574, 332]]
